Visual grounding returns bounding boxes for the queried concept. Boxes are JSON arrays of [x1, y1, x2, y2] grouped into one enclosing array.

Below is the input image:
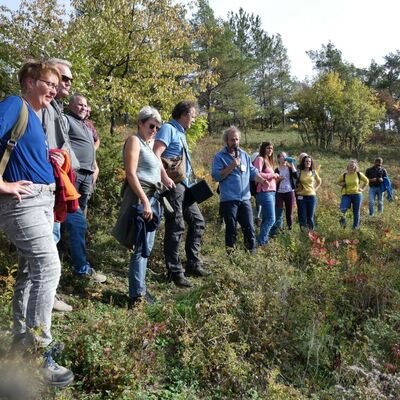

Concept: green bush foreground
[[0, 128, 399, 399]]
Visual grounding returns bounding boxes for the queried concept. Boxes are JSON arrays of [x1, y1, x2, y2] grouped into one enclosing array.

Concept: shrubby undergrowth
[[0, 128, 399, 399]]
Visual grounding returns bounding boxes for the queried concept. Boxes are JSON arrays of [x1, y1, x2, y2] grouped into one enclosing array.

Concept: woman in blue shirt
[[0, 60, 74, 388]]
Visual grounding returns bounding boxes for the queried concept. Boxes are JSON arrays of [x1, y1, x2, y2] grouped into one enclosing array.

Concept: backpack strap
[[0, 97, 29, 177]]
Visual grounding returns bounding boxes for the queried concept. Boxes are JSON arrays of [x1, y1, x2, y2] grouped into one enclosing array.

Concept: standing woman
[[337, 160, 368, 229], [253, 141, 280, 246], [0, 60, 73, 386], [270, 151, 297, 235], [114, 106, 162, 306], [295, 155, 321, 231]]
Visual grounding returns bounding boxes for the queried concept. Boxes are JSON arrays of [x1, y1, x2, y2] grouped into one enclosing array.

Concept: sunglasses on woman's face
[[148, 123, 160, 131]]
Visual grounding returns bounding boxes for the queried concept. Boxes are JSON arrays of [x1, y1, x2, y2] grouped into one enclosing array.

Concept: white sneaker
[[53, 295, 73, 312]]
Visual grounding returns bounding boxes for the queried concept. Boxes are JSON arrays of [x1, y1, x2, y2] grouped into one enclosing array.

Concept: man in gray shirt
[[64, 94, 96, 211], [63, 93, 106, 283]]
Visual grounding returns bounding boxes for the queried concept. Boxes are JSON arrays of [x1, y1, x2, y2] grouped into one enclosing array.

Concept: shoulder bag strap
[[0, 97, 29, 176], [180, 135, 196, 181]]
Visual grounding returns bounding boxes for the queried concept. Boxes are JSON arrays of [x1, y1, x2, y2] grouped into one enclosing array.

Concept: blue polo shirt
[[212, 147, 258, 202], [0, 96, 54, 184], [155, 119, 192, 184]]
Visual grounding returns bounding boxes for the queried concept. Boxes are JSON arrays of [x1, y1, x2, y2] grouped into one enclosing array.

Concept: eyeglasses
[[149, 123, 160, 131], [37, 79, 58, 90], [61, 75, 73, 83]]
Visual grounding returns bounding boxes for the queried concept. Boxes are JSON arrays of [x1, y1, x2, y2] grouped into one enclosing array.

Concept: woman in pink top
[[253, 141, 280, 245]]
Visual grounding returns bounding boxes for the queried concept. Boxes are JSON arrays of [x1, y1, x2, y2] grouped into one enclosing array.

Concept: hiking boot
[[53, 294, 72, 312], [186, 265, 211, 277], [143, 291, 156, 304], [169, 272, 192, 288], [78, 267, 107, 283], [129, 291, 156, 308], [339, 216, 347, 228], [42, 344, 74, 388]]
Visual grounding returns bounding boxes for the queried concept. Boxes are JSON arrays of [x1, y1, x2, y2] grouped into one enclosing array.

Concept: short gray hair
[[222, 125, 241, 143], [69, 93, 86, 105], [137, 106, 161, 124], [48, 58, 72, 68]]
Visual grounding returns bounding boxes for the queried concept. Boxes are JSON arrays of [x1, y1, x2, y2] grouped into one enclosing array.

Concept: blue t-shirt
[[155, 119, 192, 184], [0, 96, 54, 184]]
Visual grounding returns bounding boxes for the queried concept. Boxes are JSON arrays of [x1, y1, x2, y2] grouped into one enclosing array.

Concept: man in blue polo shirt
[[153, 101, 209, 287]]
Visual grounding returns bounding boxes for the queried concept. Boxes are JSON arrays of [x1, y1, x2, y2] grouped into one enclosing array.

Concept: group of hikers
[[0, 59, 393, 391]]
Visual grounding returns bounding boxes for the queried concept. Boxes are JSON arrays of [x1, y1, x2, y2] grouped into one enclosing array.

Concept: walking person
[[337, 160, 369, 229], [365, 157, 388, 216], [295, 155, 321, 231]]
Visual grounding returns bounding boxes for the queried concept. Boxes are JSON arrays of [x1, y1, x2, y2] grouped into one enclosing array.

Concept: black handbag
[[184, 179, 214, 206], [181, 140, 214, 206]]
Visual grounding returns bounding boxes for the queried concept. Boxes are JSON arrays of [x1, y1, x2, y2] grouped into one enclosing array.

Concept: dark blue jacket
[[131, 200, 162, 257]]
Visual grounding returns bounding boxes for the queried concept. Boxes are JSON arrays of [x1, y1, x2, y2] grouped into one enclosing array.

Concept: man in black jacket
[[365, 157, 387, 216]]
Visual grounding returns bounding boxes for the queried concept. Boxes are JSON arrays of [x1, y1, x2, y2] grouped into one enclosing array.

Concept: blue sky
[[2, 0, 399, 80]]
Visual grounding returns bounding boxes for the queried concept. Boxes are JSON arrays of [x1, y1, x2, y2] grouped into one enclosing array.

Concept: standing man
[[45, 58, 79, 171], [65, 94, 95, 211], [212, 126, 265, 253], [365, 157, 388, 216], [43, 58, 79, 312], [153, 100, 209, 287], [63, 94, 106, 282]]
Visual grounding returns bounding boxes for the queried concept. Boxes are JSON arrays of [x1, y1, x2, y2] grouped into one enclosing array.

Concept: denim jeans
[[297, 195, 317, 230], [0, 184, 60, 348], [164, 183, 205, 274], [340, 193, 362, 228], [220, 199, 256, 251], [53, 221, 61, 244], [270, 191, 295, 235], [256, 191, 276, 245], [75, 170, 94, 210], [129, 229, 156, 298], [63, 208, 91, 275], [368, 186, 383, 216]]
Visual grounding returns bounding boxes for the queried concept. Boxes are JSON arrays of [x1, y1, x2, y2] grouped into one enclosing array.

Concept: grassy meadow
[[0, 127, 400, 399]]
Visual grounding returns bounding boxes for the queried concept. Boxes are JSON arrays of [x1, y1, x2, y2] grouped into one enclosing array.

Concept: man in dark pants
[[153, 101, 209, 287], [212, 126, 265, 253]]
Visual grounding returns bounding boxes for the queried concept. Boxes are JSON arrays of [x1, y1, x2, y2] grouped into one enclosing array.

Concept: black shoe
[[169, 272, 192, 288], [143, 291, 156, 304], [186, 265, 211, 277], [340, 216, 347, 228], [129, 291, 156, 308], [128, 296, 142, 309]]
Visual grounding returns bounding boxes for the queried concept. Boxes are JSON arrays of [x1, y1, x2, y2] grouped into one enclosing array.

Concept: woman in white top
[[270, 151, 297, 235]]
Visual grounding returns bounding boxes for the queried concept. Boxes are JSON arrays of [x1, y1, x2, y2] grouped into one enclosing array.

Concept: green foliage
[[1, 128, 400, 399], [186, 114, 208, 150], [295, 72, 385, 154], [0, 0, 68, 96]]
